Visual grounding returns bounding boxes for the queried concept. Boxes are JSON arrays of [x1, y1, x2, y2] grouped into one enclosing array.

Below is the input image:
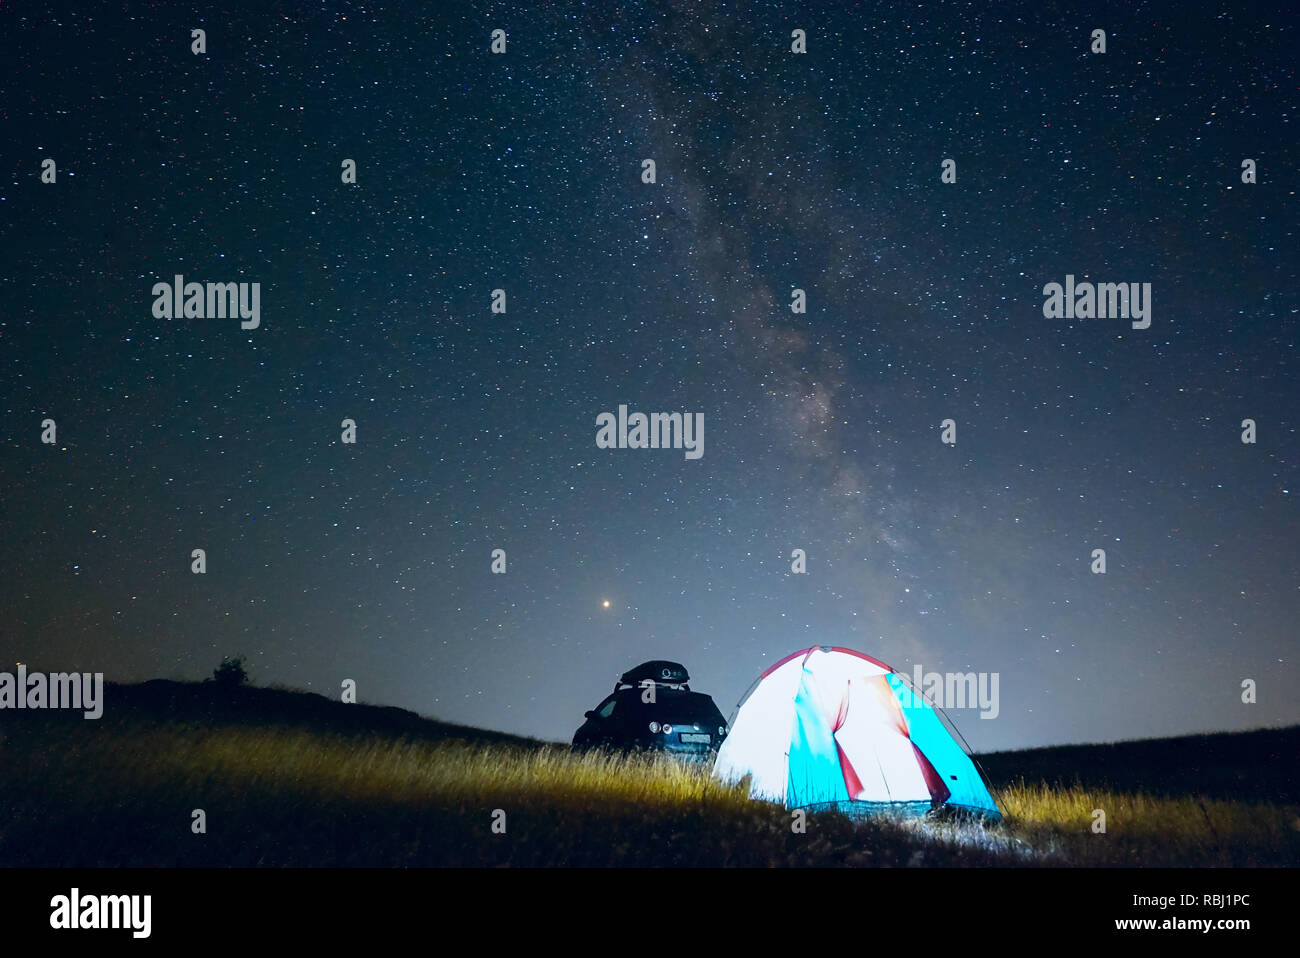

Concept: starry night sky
[[2, 2, 1296, 751]]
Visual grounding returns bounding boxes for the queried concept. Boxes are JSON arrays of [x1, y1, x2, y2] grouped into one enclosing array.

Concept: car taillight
[[649, 721, 660, 733], [662, 724, 673, 735]]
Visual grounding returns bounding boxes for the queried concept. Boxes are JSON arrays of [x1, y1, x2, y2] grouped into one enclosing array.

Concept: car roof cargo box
[[618, 660, 690, 687]]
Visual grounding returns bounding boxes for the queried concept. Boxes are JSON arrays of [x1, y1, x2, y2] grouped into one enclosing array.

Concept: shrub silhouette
[[212, 656, 249, 688]]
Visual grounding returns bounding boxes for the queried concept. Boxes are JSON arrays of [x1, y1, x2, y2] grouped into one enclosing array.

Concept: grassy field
[[1, 680, 1296, 867]]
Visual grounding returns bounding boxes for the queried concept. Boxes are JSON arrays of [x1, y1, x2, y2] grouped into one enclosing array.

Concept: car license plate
[[679, 733, 711, 744]]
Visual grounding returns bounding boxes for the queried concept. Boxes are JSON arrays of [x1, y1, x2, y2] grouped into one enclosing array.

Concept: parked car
[[572, 660, 728, 759]]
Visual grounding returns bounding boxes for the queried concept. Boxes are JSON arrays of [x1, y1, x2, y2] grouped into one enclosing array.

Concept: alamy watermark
[[151, 274, 260, 329], [899, 665, 1000, 720], [0, 666, 103, 719], [595, 405, 704, 459], [50, 888, 150, 938], [1042, 274, 1151, 329]]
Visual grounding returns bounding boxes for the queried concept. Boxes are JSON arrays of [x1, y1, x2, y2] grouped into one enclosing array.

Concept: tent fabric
[[713, 646, 1001, 819]]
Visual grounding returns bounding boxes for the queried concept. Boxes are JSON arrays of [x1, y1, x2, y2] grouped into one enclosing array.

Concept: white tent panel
[[712, 655, 804, 801], [831, 675, 931, 802]]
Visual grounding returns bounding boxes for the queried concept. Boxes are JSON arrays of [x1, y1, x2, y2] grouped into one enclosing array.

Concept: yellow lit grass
[[147, 727, 747, 811], [6, 718, 1297, 866], [993, 780, 1300, 866]]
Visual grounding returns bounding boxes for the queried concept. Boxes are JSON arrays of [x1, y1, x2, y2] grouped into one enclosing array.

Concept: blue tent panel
[[786, 667, 850, 807], [886, 673, 1001, 818]]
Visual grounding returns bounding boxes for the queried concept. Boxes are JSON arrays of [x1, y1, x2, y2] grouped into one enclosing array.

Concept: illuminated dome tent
[[713, 647, 1000, 819]]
